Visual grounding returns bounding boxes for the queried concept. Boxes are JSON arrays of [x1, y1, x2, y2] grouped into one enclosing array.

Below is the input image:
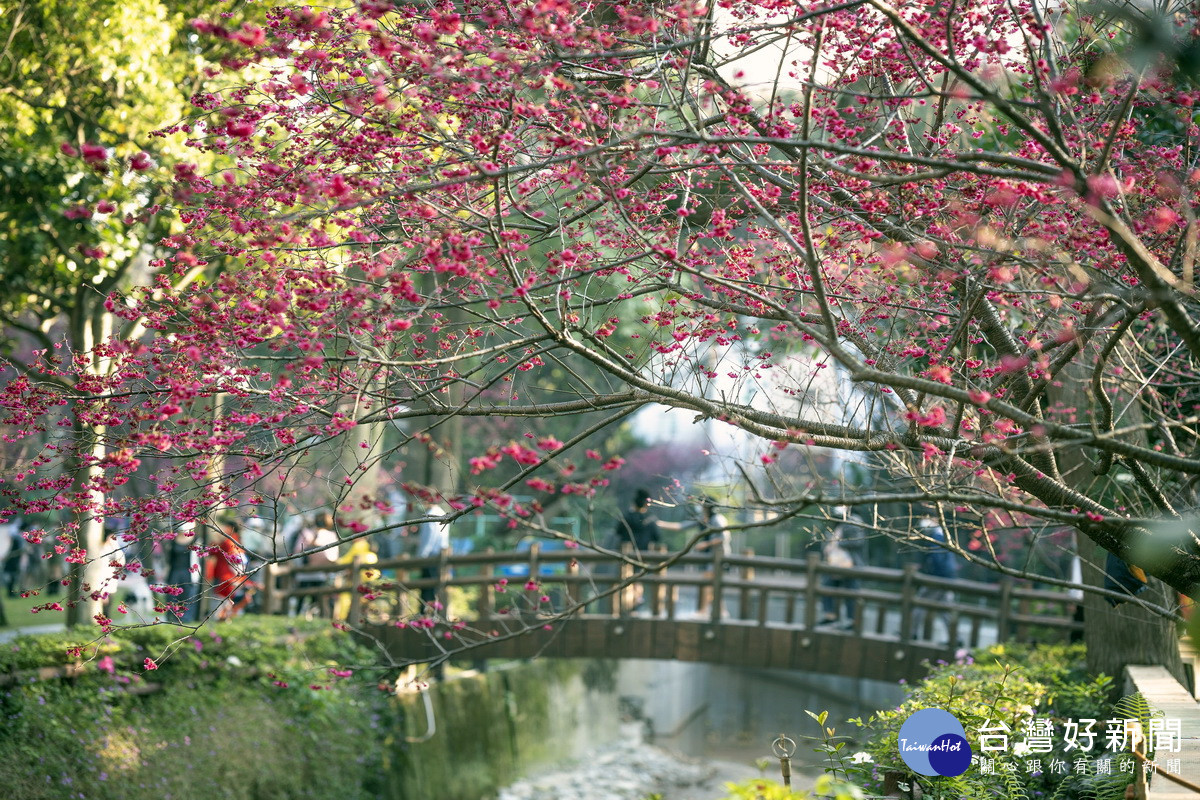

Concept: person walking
[[911, 516, 959, 643], [694, 497, 730, 616], [334, 538, 380, 621], [2, 522, 24, 598], [613, 489, 662, 554], [820, 507, 868, 628], [207, 520, 248, 621], [374, 491, 408, 571], [610, 489, 663, 613], [291, 511, 339, 618], [165, 523, 200, 623]]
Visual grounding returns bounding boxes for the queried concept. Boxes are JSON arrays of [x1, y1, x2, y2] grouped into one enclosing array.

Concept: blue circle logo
[[897, 708, 972, 776]]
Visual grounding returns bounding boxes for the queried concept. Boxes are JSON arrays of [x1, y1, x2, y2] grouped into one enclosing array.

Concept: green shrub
[[707, 776, 862, 800], [0, 618, 389, 800], [831, 644, 1141, 800]]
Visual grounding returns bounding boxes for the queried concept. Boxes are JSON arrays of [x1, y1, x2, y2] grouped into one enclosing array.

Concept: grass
[[0, 591, 67, 630]]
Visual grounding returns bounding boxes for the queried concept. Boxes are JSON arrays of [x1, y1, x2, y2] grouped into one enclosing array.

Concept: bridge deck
[[261, 547, 1081, 682]]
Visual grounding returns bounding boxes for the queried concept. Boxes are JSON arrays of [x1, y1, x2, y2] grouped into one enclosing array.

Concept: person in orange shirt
[[206, 521, 248, 620]]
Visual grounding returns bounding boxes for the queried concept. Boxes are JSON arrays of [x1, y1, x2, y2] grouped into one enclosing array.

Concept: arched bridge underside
[[363, 618, 957, 684], [266, 548, 1082, 684]]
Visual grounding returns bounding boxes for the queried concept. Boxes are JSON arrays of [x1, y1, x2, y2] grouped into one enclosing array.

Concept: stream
[[498, 722, 822, 800]]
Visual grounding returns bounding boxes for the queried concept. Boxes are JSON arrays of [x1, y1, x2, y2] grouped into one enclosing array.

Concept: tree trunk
[[65, 308, 111, 628], [1080, 539, 1187, 686], [424, 391, 462, 499], [65, 416, 107, 628], [336, 372, 389, 536], [1054, 357, 1186, 683]]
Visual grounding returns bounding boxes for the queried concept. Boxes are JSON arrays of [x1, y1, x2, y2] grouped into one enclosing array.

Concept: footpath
[[1126, 661, 1200, 799], [0, 622, 64, 643]]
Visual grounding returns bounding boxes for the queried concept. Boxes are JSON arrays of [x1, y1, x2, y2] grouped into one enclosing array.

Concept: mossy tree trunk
[[1055, 357, 1186, 685], [1080, 542, 1186, 686]]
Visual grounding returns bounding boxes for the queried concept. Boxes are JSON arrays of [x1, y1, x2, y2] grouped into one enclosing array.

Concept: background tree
[[0, 0, 258, 623]]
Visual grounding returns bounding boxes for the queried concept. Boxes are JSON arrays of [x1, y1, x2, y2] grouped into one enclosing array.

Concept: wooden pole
[[478, 547, 494, 619], [899, 562, 917, 642], [997, 578, 1013, 642], [261, 562, 276, 615], [564, 557, 578, 614], [739, 548, 755, 620], [618, 544, 633, 616], [804, 553, 819, 630], [347, 555, 363, 624], [436, 546, 451, 616], [710, 547, 725, 624]]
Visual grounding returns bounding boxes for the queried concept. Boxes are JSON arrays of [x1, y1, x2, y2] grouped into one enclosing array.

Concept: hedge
[[0, 618, 388, 800]]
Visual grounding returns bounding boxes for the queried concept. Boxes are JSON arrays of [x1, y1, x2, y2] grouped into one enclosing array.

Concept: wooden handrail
[[266, 547, 1082, 648], [273, 549, 1074, 598]]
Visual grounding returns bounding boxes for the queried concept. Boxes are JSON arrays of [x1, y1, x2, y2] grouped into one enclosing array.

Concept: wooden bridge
[[260, 546, 1082, 683]]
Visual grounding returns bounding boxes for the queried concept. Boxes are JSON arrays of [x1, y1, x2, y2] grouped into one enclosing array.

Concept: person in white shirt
[[415, 503, 449, 608], [291, 511, 339, 618]]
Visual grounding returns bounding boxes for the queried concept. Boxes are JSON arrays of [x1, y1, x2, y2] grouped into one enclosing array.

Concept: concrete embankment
[[391, 660, 623, 800]]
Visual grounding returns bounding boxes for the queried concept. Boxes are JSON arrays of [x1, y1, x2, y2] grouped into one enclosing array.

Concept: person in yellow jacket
[[334, 538, 380, 621]]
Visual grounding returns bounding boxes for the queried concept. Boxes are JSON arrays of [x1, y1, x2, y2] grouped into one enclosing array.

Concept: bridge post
[[617, 544, 634, 616], [347, 554, 364, 624], [1015, 584, 1029, 642], [396, 562, 413, 619], [899, 562, 917, 642], [563, 557, 578, 613], [997, 578, 1013, 642], [525, 543, 541, 621], [527, 542, 540, 583], [649, 544, 669, 617], [804, 553, 819, 629], [279, 563, 295, 616], [709, 547, 725, 624], [740, 548, 755, 621], [478, 547, 494, 620]]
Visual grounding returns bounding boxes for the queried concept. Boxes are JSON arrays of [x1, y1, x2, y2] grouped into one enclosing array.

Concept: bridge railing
[[261, 545, 1082, 648]]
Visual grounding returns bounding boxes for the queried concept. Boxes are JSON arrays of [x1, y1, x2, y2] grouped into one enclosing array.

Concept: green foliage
[[0, 617, 388, 800], [1, 0, 166, 322], [1000, 768, 1030, 800], [827, 644, 1141, 799], [714, 778, 808, 799], [0, 0, 261, 356], [0, 592, 67, 630], [712, 776, 862, 800], [1, 626, 621, 800]]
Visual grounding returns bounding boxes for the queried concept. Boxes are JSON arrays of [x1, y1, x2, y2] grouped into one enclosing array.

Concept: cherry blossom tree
[[4, 0, 1200, 674]]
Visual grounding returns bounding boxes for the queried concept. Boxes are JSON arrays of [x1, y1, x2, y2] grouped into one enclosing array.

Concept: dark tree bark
[[1081, 542, 1186, 687]]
